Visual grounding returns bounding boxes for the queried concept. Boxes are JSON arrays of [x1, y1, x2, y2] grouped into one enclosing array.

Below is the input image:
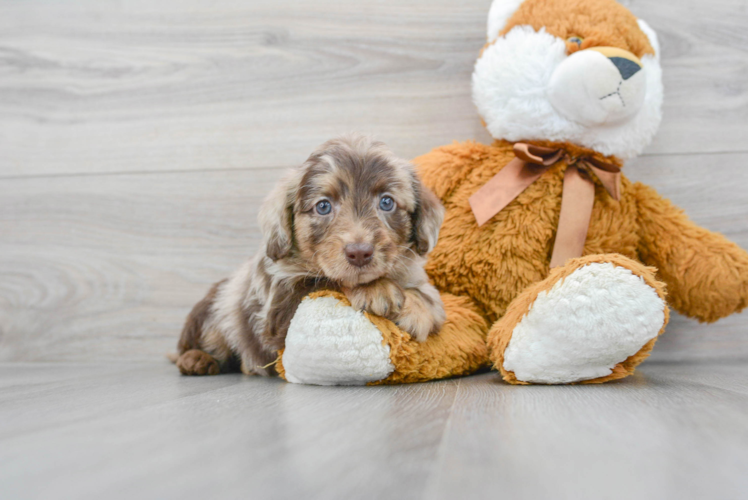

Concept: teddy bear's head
[[473, 0, 663, 160]]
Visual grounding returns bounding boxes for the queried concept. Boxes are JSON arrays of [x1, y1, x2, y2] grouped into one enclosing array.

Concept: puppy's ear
[[410, 178, 445, 256], [259, 169, 301, 261]]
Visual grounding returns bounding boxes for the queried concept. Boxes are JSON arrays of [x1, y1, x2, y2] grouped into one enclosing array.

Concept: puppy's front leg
[[344, 278, 404, 319], [395, 284, 446, 342]]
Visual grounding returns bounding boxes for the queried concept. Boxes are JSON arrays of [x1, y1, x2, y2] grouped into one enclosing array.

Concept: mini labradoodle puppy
[[173, 135, 446, 376]]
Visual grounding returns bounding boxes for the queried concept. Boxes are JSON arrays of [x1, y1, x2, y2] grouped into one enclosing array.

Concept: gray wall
[[1, 0, 746, 362]]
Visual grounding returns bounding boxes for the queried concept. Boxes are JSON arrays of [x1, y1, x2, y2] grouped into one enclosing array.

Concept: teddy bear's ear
[[487, 0, 525, 42], [637, 19, 661, 60]]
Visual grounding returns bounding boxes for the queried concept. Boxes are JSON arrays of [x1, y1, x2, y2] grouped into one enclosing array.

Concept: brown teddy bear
[[274, 0, 748, 385]]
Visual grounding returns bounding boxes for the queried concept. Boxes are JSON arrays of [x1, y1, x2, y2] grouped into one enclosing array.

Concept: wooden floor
[[1, 361, 747, 500], [1, 0, 748, 498], [1, 0, 747, 364]]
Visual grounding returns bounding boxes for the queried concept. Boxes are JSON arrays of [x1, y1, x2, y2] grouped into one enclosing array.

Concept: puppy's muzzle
[[345, 243, 374, 267]]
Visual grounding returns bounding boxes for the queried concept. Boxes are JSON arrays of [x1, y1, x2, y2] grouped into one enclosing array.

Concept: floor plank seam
[[639, 149, 748, 158], [0, 165, 290, 182], [3, 151, 747, 182], [421, 378, 461, 500]]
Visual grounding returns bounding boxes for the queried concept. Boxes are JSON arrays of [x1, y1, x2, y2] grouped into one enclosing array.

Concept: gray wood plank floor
[[1, 0, 747, 362], [2, 1, 747, 498], [1, 0, 746, 179], [1, 362, 747, 500], [1, 154, 746, 363]]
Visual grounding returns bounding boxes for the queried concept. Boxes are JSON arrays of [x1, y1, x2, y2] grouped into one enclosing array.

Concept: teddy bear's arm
[[633, 182, 748, 323]]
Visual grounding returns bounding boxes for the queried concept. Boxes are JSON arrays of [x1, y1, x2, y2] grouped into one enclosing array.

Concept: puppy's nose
[[345, 243, 374, 267]]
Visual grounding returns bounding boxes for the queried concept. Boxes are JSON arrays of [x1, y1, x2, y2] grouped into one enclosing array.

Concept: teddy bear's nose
[[586, 46, 643, 81], [609, 56, 642, 80]]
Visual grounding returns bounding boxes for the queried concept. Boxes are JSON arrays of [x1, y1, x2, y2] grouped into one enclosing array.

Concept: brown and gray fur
[[173, 134, 446, 376]]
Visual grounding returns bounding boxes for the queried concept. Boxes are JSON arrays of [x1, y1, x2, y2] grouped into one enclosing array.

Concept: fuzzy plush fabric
[[417, 139, 748, 325], [371, 293, 489, 385], [280, 294, 395, 385], [487, 0, 525, 42], [274, 0, 748, 386], [498, 0, 655, 57], [418, 140, 631, 323], [277, 291, 489, 385], [496, 256, 667, 384], [413, 137, 748, 384], [473, 20, 662, 159], [488, 255, 669, 384]]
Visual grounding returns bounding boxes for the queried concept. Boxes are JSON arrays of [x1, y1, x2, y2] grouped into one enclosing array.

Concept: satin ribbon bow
[[468, 142, 622, 268]]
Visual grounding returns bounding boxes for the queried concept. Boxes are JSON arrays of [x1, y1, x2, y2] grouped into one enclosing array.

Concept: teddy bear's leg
[[276, 291, 489, 385], [487, 254, 669, 385]]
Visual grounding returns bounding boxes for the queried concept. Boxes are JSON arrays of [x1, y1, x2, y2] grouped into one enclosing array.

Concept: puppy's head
[[259, 135, 444, 287]]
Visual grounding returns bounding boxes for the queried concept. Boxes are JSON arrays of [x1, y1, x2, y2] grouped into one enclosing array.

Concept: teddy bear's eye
[[567, 36, 584, 47]]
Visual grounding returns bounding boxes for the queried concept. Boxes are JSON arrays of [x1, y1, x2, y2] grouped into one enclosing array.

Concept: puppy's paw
[[176, 349, 220, 376], [396, 288, 446, 342], [345, 279, 404, 319]]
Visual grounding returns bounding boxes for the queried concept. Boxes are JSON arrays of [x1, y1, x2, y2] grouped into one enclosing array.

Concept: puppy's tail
[[165, 352, 179, 364]]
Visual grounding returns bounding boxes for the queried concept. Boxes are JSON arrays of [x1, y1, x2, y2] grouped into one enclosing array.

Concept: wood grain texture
[[0, 168, 274, 361], [0, 153, 746, 362], [0, 0, 746, 362], [0, 0, 493, 178], [1, 0, 747, 178], [426, 365, 748, 500], [0, 362, 460, 500], [1, 362, 747, 500]]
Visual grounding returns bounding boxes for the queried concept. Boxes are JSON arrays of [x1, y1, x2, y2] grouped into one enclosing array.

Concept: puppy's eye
[[379, 196, 395, 212], [315, 200, 332, 215], [567, 36, 584, 47]]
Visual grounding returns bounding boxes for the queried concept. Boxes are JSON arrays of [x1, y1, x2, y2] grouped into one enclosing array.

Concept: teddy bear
[[273, 0, 748, 386]]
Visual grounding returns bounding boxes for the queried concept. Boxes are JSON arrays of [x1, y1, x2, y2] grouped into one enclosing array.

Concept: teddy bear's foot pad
[[503, 262, 666, 384], [282, 295, 395, 385]]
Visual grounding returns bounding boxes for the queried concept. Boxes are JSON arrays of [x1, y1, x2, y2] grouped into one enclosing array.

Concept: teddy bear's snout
[[547, 46, 647, 127]]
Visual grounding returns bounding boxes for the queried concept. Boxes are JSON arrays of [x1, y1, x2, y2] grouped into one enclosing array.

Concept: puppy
[[173, 134, 446, 376]]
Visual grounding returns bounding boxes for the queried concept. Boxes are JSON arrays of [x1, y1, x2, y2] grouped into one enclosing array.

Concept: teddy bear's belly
[[425, 170, 640, 323]]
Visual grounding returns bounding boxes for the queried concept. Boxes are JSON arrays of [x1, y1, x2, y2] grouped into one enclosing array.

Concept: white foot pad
[[282, 296, 395, 385], [503, 263, 666, 384]]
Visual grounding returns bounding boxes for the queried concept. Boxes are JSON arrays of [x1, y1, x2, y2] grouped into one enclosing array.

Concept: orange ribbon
[[468, 143, 621, 268]]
